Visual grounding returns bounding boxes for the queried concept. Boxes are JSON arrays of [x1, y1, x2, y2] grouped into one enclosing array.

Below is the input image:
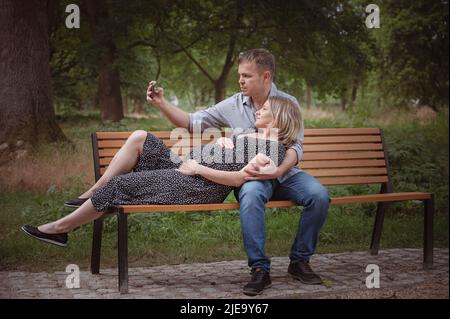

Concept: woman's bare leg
[[38, 199, 101, 234], [78, 130, 147, 199]]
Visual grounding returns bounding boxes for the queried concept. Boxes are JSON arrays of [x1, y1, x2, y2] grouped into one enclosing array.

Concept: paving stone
[[0, 248, 447, 299]]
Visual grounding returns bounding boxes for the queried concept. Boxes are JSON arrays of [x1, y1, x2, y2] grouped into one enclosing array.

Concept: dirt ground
[[279, 265, 449, 299], [302, 282, 448, 299]]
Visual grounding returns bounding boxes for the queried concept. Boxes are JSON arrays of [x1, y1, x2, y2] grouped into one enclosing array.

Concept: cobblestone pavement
[[1, 248, 448, 299]]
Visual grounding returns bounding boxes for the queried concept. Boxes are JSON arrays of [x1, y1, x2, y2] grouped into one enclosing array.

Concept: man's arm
[[289, 143, 304, 164], [158, 98, 190, 129], [187, 99, 230, 133], [147, 81, 230, 132], [147, 81, 189, 129]]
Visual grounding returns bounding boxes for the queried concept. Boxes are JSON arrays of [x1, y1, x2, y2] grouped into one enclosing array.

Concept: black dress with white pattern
[[90, 133, 286, 212]]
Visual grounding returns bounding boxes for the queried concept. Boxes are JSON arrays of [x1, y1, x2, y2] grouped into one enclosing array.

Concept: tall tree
[[0, 0, 67, 157], [83, 0, 124, 121]]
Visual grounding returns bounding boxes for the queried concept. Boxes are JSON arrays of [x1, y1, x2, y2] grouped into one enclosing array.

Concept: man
[[147, 48, 329, 296]]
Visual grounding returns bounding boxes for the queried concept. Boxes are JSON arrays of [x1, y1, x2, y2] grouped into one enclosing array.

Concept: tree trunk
[[351, 83, 358, 104], [85, 0, 123, 122], [97, 62, 124, 121], [305, 81, 313, 109], [214, 80, 227, 103], [0, 0, 67, 156], [122, 91, 129, 116], [214, 30, 238, 103], [341, 87, 348, 111], [349, 80, 358, 108]]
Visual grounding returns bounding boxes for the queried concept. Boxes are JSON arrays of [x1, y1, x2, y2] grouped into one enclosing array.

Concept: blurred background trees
[[1, 0, 448, 148], [48, 0, 447, 115]]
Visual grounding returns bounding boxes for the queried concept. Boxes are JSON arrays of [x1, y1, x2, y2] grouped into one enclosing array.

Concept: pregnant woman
[[21, 96, 302, 247]]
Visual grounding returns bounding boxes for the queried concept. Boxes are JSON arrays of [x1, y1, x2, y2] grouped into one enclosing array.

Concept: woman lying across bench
[[21, 96, 302, 247]]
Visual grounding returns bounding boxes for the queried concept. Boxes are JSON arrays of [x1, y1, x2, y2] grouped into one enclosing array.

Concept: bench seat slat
[[304, 167, 387, 177], [97, 139, 215, 148], [303, 136, 381, 144], [300, 159, 386, 169], [96, 134, 383, 145], [317, 176, 389, 185], [99, 149, 387, 159], [304, 143, 383, 152], [302, 151, 385, 160], [99, 149, 120, 157], [98, 138, 385, 149], [96, 131, 172, 139], [117, 192, 431, 213], [99, 158, 388, 168], [303, 128, 381, 136], [99, 169, 392, 179], [95, 128, 382, 140], [330, 192, 432, 204]]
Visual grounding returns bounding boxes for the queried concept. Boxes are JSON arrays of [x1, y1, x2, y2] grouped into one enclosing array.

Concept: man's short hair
[[238, 48, 275, 79]]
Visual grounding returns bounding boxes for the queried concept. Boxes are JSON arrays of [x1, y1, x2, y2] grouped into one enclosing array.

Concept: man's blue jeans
[[234, 171, 330, 273]]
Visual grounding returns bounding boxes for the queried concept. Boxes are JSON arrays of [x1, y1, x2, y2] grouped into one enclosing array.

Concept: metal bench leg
[[423, 195, 434, 269], [117, 208, 129, 294], [90, 217, 104, 274], [370, 201, 389, 255]]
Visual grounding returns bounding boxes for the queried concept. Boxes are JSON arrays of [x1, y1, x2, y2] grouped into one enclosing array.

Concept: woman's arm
[[176, 160, 246, 187], [177, 153, 279, 187], [196, 165, 247, 187]]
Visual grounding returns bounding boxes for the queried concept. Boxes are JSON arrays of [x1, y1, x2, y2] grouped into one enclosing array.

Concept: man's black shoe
[[288, 260, 322, 285], [64, 197, 88, 208], [21, 225, 68, 247], [243, 268, 272, 296]]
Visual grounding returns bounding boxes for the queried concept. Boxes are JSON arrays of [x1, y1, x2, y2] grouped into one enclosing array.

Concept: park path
[[1, 248, 448, 299]]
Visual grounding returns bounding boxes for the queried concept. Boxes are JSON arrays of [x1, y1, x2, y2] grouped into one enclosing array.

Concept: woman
[[21, 96, 302, 247]]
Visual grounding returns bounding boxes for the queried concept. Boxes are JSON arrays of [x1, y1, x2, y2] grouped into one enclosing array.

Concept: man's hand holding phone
[[146, 81, 164, 106]]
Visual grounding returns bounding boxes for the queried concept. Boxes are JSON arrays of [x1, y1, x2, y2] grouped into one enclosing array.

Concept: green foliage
[[384, 119, 449, 210], [374, 0, 449, 110]]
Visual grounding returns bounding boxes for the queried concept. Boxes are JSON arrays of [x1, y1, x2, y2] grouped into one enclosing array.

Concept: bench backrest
[[92, 128, 392, 188]]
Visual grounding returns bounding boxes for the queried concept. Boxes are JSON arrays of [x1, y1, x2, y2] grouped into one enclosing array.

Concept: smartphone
[[150, 82, 157, 98]]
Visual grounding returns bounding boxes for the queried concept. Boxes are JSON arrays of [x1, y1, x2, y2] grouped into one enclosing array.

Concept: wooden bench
[[89, 128, 434, 293]]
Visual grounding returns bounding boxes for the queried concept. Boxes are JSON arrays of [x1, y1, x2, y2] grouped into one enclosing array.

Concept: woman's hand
[[176, 159, 200, 176], [242, 153, 279, 180], [216, 137, 234, 149]]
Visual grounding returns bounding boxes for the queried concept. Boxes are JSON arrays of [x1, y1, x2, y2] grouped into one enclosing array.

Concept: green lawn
[[1, 190, 448, 272]]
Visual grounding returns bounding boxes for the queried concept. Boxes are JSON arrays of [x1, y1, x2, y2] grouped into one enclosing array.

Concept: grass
[[1, 191, 447, 272], [0, 106, 448, 272]]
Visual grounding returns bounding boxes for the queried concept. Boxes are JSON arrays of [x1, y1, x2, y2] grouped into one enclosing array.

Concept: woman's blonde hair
[[268, 96, 302, 147]]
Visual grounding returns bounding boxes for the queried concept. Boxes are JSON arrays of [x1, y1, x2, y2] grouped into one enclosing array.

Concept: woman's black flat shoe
[[21, 225, 68, 247], [64, 197, 88, 208]]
